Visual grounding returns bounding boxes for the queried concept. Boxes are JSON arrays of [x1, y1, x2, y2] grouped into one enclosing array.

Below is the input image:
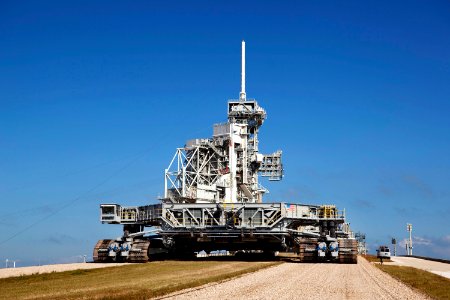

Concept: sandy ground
[[390, 256, 450, 279], [0, 262, 127, 279], [160, 257, 428, 300]]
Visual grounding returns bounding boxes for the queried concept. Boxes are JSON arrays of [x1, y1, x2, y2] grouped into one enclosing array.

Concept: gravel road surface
[[0, 262, 127, 278], [162, 257, 427, 300], [391, 256, 450, 279]]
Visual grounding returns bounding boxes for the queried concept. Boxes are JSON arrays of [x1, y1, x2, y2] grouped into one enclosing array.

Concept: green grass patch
[[361, 254, 392, 263], [0, 260, 280, 300], [376, 264, 450, 300]]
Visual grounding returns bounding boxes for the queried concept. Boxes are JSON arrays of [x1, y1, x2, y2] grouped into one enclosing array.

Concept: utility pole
[[406, 223, 413, 256], [392, 238, 397, 256]]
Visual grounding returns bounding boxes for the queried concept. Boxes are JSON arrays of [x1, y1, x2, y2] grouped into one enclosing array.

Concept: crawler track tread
[[338, 238, 358, 264], [297, 238, 318, 263], [128, 239, 151, 263], [93, 239, 114, 263]]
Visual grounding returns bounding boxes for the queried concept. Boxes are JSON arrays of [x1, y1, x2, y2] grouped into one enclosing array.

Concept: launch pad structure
[[94, 41, 357, 264]]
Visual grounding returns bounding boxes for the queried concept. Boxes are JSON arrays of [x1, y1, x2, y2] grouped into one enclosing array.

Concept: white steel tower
[[164, 41, 283, 204]]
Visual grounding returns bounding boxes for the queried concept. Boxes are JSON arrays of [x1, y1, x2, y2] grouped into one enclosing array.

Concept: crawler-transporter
[[93, 41, 357, 264]]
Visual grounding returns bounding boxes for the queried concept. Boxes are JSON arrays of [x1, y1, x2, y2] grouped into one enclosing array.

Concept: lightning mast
[[240, 40, 246, 101]]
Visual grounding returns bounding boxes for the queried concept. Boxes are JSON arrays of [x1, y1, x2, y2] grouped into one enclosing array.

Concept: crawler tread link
[[338, 238, 358, 264], [296, 238, 357, 263], [297, 238, 319, 263], [128, 239, 151, 263], [94, 41, 360, 265], [93, 239, 151, 263], [93, 239, 113, 263]]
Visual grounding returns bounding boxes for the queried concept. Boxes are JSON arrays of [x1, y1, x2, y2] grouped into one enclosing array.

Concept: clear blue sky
[[1, 1, 450, 265]]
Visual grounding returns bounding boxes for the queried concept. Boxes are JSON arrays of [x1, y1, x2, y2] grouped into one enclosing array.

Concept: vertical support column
[[182, 166, 186, 198], [229, 125, 237, 203], [164, 169, 168, 198], [242, 131, 248, 185]]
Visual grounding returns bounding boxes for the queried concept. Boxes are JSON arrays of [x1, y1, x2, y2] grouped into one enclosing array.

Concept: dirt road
[[391, 256, 450, 279], [162, 257, 427, 300], [0, 262, 126, 278]]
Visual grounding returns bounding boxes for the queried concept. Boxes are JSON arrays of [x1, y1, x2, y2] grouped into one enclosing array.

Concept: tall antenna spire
[[240, 40, 246, 101]]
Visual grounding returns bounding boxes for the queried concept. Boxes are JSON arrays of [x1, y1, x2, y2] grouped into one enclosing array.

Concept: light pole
[[407, 223, 413, 256]]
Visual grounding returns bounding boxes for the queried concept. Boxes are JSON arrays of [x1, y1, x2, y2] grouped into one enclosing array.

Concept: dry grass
[[361, 254, 392, 263], [376, 263, 450, 299], [0, 260, 280, 300]]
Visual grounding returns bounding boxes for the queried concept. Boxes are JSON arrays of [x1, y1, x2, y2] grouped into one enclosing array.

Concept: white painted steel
[[240, 40, 246, 101]]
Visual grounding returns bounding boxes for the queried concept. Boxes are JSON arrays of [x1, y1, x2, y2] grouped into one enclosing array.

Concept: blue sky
[[1, 1, 450, 265]]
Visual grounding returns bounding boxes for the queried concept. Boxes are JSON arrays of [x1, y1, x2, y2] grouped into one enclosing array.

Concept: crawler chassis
[[94, 203, 357, 263]]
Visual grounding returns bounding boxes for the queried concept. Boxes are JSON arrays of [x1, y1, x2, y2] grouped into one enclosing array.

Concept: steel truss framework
[[100, 202, 347, 237]]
